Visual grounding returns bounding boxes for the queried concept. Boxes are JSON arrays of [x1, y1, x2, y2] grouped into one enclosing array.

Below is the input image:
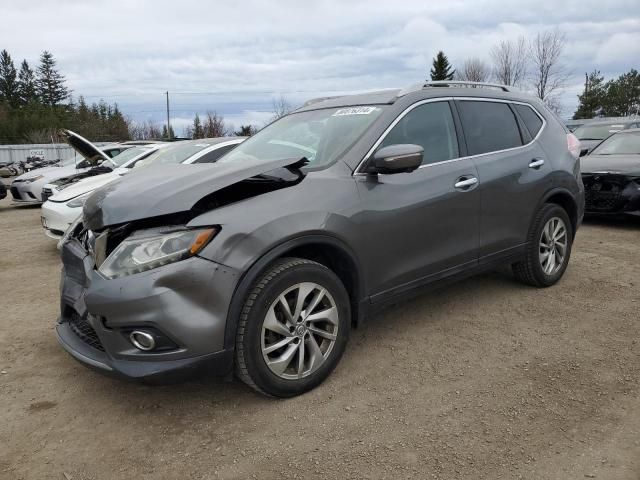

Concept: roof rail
[[301, 95, 342, 108], [397, 81, 511, 97]]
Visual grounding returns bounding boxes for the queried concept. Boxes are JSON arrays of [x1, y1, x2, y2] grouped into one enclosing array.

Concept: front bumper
[[582, 174, 640, 216], [10, 181, 43, 204], [57, 238, 241, 382], [41, 200, 79, 239]]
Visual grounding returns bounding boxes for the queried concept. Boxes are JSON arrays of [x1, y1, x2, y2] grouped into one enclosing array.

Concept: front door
[[355, 100, 480, 302]]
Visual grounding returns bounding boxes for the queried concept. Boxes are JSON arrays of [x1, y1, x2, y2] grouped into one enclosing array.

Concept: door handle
[[529, 158, 545, 169], [454, 177, 478, 189]]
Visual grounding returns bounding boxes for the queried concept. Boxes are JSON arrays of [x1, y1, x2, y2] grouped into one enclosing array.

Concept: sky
[[1, 0, 639, 134]]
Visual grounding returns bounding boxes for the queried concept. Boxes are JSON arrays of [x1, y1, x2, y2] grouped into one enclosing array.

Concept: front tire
[[235, 258, 350, 397], [513, 203, 573, 287]]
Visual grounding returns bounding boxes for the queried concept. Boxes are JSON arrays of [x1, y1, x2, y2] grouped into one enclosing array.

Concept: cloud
[[0, 0, 637, 122]]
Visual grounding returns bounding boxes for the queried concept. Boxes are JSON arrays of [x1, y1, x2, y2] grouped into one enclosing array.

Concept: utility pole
[[165, 91, 171, 140]]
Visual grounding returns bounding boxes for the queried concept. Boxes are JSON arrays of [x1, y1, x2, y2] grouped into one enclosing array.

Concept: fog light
[[129, 331, 156, 351]]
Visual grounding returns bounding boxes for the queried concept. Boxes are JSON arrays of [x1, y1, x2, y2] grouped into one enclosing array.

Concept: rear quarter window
[[457, 100, 523, 155], [513, 104, 544, 138]]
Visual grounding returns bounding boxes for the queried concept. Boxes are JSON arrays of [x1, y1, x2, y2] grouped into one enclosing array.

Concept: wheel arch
[[540, 188, 579, 238], [223, 234, 365, 350]]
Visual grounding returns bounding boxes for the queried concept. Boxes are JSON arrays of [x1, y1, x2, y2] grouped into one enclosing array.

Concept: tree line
[[429, 29, 639, 118], [0, 49, 131, 144]]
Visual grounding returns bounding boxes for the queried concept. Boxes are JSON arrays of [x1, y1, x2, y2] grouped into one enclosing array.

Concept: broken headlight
[[98, 227, 218, 279]]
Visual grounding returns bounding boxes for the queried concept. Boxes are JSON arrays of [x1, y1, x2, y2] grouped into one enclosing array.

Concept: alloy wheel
[[261, 282, 339, 380], [539, 216, 568, 276]]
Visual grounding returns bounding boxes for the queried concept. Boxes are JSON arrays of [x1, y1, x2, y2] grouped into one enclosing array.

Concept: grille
[[68, 311, 105, 352], [41, 187, 53, 202], [583, 175, 628, 213], [10, 186, 21, 201]]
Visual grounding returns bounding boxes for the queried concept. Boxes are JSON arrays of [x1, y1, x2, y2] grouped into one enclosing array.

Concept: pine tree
[[0, 49, 19, 106], [234, 125, 256, 136], [192, 113, 204, 138], [161, 124, 175, 139], [573, 71, 606, 119], [36, 50, 70, 106], [603, 69, 640, 117], [17, 60, 37, 104], [430, 51, 455, 81]]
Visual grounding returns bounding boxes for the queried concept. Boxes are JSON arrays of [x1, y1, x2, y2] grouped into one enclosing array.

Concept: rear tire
[[235, 258, 350, 397], [513, 203, 573, 287]]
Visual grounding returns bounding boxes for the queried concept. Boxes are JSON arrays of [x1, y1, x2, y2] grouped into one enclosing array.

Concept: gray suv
[[57, 81, 585, 397]]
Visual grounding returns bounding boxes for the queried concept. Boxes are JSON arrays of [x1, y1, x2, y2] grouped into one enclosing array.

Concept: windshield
[[574, 123, 627, 140], [132, 142, 212, 168], [219, 106, 386, 169], [108, 146, 148, 167], [591, 131, 640, 155]]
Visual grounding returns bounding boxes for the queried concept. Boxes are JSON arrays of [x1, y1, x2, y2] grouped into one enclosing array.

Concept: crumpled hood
[[581, 154, 640, 176], [83, 157, 306, 230], [50, 171, 121, 202]]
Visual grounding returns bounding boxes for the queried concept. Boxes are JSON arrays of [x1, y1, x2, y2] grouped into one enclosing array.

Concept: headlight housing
[[24, 175, 44, 184], [66, 191, 93, 208], [98, 227, 218, 279]]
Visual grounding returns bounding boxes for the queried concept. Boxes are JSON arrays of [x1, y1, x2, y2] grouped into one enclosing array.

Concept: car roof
[[176, 136, 246, 146], [614, 127, 640, 133], [579, 119, 639, 126], [295, 82, 543, 113]]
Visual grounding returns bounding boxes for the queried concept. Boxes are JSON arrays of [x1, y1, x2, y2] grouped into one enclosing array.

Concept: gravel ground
[[1, 191, 639, 480]]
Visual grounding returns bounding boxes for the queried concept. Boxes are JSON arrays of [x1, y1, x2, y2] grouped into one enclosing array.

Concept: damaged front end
[[582, 173, 640, 215]]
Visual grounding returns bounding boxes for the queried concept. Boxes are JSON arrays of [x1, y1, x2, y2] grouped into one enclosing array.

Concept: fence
[[0, 143, 110, 164]]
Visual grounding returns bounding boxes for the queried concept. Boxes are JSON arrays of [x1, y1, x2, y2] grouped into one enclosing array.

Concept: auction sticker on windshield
[[332, 106, 378, 116]]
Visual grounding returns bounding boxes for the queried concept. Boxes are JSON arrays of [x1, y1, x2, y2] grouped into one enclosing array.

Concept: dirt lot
[[0, 190, 639, 480]]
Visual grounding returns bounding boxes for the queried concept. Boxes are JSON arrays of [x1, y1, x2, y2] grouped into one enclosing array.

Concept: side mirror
[[579, 148, 589, 157], [370, 144, 423, 174]]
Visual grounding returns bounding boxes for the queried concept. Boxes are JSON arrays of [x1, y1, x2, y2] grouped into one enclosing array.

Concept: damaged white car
[[41, 137, 245, 240], [9, 132, 129, 205]]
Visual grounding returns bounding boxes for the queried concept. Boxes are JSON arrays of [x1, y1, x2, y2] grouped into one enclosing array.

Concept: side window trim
[[355, 97, 455, 174], [447, 99, 469, 158], [353, 97, 547, 176], [509, 103, 532, 144]]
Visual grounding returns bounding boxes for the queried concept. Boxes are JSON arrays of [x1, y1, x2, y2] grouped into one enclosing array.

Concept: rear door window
[[378, 101, 459, 165], [457, 101, 523, 155], [513, 104, 544, 138]]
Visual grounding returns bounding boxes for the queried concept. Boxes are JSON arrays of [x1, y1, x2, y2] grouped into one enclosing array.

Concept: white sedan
[[41, 137, 245, 240], [9, 134, 128, 205]]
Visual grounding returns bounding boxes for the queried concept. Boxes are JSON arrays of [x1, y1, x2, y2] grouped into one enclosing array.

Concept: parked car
[[56, 81, 584, 397], [9, 134, 129, 205], [565, 119, 586, 132], [573, 119, 640, 154], [42, 138, 244, 240], [0, 181, 6, 200], [581, 128, 640, 216], [41, 142, 171, 202]]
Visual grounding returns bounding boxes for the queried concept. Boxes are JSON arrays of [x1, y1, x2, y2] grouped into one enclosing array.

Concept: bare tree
[[270, 95, 292, 122], [202, 111, 227, 137], [529, 29, 569, 103], [490, 37, 528, 87], [128, 120, 162, 140], [457, 58, 491, 82]]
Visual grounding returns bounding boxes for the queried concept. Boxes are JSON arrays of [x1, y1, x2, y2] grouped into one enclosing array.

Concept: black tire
[[235, 258, 350, 397], [513, 203, 573, 287]]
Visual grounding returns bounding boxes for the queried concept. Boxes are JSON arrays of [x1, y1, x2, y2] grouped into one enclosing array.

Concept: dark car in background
[[56, 81, 584, 397], [581, 128, 640, 216], [0, 181, 6, 200], [573, 119, 640, 154]]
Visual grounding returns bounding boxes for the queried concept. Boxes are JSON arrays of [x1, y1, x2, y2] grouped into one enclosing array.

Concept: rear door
[[455, 99, 551, 260], [356, 100, 480, 301]]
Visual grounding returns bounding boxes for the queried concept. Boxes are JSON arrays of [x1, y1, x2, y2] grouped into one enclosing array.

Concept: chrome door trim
[[353, 97, 547, 176]]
